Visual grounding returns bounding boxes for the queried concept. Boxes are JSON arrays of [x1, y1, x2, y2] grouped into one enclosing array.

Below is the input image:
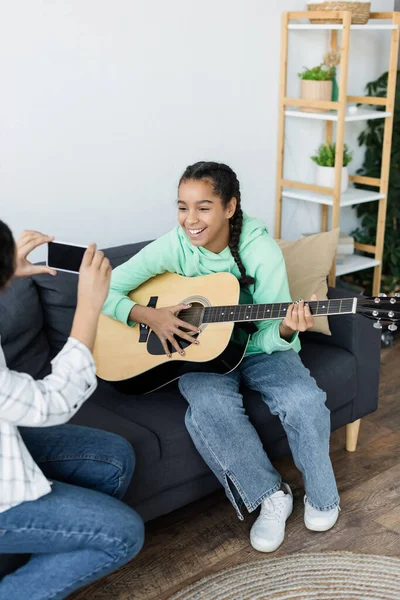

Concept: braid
[[179, 161, 255, 288], [229, 207, 255, 287]]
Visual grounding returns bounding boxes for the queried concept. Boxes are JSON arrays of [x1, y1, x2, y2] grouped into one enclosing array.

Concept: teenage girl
[[103, 161, 339, 552]]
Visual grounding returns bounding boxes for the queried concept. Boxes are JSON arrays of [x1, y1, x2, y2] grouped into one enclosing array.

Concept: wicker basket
[[308, 2, 371, 24]]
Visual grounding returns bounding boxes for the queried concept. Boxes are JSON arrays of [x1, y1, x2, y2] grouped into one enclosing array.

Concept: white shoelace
[[259, 493, 287, 522]]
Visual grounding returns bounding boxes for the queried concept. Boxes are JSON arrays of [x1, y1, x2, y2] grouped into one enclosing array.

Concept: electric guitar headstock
[[356, 293, 400, 331]]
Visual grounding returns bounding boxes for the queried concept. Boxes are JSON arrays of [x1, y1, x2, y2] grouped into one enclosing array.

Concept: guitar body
[[94, 272, 248, 394]]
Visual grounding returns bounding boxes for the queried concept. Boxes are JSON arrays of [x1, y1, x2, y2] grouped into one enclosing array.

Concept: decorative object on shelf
[[311, 142, 353, 192], [298, 64, 335, 112], [352, 71, 400, 294], [348, 105, 359, 115], [336, 231, 355, 264], [307, 1, 371, 25], [323, 51, 341, 101]]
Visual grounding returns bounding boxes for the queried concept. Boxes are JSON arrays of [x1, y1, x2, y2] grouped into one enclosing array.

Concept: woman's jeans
[[0, 424, 144, 600], [179, 350, 339, 519]]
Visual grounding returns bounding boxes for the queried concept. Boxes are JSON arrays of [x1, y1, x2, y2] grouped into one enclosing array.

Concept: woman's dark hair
[[179, 161, 255, 287], [0, 220, 16, 291]]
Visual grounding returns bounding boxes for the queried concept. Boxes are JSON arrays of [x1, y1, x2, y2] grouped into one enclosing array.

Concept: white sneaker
[[304, 496, 339, 531], [250, 483, 293, 553]]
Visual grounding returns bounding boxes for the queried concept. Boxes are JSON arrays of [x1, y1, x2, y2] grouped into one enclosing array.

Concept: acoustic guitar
[[93, 272, 399, 394]]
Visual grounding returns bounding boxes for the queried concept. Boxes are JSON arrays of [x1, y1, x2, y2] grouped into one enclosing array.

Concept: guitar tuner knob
[[374, 320, 383, 330], [395, 293, 400, 298], [378, 293, 387, 297], [389, 323, 398, 332]]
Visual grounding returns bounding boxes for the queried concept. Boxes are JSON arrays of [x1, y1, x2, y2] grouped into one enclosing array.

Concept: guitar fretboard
[[203, 298, 356, 324]]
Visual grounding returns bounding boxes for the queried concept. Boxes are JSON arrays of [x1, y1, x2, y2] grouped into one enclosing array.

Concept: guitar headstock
[[357, 293, 400, 331]]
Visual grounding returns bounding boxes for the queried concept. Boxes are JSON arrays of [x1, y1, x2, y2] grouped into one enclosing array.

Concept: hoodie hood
[[175, 213, 268, 277]]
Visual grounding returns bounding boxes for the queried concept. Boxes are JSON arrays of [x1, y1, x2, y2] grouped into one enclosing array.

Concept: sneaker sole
[[250, 505, 293, 553], [304, 514, 339, 532]]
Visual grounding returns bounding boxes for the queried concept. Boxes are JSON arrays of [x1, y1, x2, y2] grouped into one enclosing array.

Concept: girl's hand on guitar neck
[[129, 304, 200, 358], [279, 295, 316, 341]]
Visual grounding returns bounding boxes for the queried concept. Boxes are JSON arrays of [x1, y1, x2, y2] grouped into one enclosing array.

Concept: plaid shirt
[[0, 337, 97, 513]]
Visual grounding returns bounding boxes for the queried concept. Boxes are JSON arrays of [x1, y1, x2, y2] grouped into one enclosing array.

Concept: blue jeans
[[0, 424, 144, 600], [179, 350, 339, 520]]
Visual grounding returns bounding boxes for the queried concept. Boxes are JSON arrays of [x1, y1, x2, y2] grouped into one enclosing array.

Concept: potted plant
[[311, 143, 353, 192], [298, 64, 335, 112]]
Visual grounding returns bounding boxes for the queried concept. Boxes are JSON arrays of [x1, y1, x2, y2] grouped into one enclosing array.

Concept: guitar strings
[[178, 299, 355, 318]]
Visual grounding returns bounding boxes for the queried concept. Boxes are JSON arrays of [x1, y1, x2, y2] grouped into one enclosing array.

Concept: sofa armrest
[[302, 287, 380, 353], [301, 287, 381, 422]]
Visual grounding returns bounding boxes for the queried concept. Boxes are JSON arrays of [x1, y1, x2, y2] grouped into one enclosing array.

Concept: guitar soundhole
[[147, 302, 204, 356]]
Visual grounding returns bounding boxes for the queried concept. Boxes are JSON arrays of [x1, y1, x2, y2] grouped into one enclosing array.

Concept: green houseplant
[[351, 71, 400, 293], [311, 143, 353, 192], [298, 64, 335, 113], [298, 65, 336, 81]]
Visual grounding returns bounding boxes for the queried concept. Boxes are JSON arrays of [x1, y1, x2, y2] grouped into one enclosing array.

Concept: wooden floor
[[71, 339, 400, 600]]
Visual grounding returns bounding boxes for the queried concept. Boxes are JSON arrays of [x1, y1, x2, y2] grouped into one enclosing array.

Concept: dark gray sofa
[[0, 240, 381, 578]]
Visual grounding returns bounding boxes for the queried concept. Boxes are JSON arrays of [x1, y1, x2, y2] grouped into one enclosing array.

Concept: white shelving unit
[[282, 187, 385, 207], [336, 255, 381, 277], [285, 107, 393, 122], [289, 23, 398, 30], [275, 10, 400, 294]]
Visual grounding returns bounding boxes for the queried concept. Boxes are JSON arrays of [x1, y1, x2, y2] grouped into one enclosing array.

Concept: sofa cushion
[[33, 271, 79, 354], [89, 380, 195, 462], [73, 380, 211, 506], [300, 341, 357, 402], [33, 241, 151, 354], [277, 229, 340, 337], [103, 241, 151, 268], [0, 277, 50, 377]]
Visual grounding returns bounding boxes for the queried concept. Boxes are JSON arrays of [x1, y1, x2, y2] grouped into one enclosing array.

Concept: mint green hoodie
[[103, 214, 300, 356]]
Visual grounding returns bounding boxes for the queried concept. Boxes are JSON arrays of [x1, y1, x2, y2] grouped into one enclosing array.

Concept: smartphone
[[47, 241, 88, 274]]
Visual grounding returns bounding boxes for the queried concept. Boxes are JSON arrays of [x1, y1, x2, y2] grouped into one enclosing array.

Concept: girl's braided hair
[[179, 161, 255, 287]]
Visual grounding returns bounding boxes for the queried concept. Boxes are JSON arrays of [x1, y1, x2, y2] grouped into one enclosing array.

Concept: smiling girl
[[103, 161, 340, 552]]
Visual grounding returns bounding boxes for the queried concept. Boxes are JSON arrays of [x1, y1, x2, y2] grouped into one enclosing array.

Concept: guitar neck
[[203, 298, 358, 324]]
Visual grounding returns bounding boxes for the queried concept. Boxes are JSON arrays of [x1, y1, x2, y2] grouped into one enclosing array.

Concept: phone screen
[[47, 242, 87, 274]]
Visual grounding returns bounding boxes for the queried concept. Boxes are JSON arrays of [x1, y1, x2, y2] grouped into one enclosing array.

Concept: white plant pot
[[316, 166, 349, 193]]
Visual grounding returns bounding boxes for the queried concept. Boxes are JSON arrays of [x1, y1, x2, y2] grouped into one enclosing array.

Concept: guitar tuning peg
[[374, 320, 383, 330], [395, 293, 400, 298], [378, 293, 387, 297], [389, 323, 398, 332], [390, 298, 396, 304]]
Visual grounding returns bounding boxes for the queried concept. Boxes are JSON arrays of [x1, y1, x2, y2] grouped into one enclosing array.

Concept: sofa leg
[[346, 419, 361, 452]]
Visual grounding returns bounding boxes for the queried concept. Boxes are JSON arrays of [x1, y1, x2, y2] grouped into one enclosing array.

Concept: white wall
[[0, 0, 394, 262]]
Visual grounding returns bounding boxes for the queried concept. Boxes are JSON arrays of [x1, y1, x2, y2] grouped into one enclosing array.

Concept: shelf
[[277, 11, 400, 295], [282, 187, 385, 207], [289, 24, 398, 31], [336, 255, 381, 277], [285, 108, 392, 122]]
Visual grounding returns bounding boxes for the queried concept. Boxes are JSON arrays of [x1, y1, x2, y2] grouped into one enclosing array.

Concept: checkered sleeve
[[0, 337, 97, 427]]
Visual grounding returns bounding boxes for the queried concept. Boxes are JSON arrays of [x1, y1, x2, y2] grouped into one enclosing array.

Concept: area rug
[[169, 552, 400, 599]]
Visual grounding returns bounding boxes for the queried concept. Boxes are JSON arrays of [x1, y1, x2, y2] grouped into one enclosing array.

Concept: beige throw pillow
[[276, 228, 340, 336]]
